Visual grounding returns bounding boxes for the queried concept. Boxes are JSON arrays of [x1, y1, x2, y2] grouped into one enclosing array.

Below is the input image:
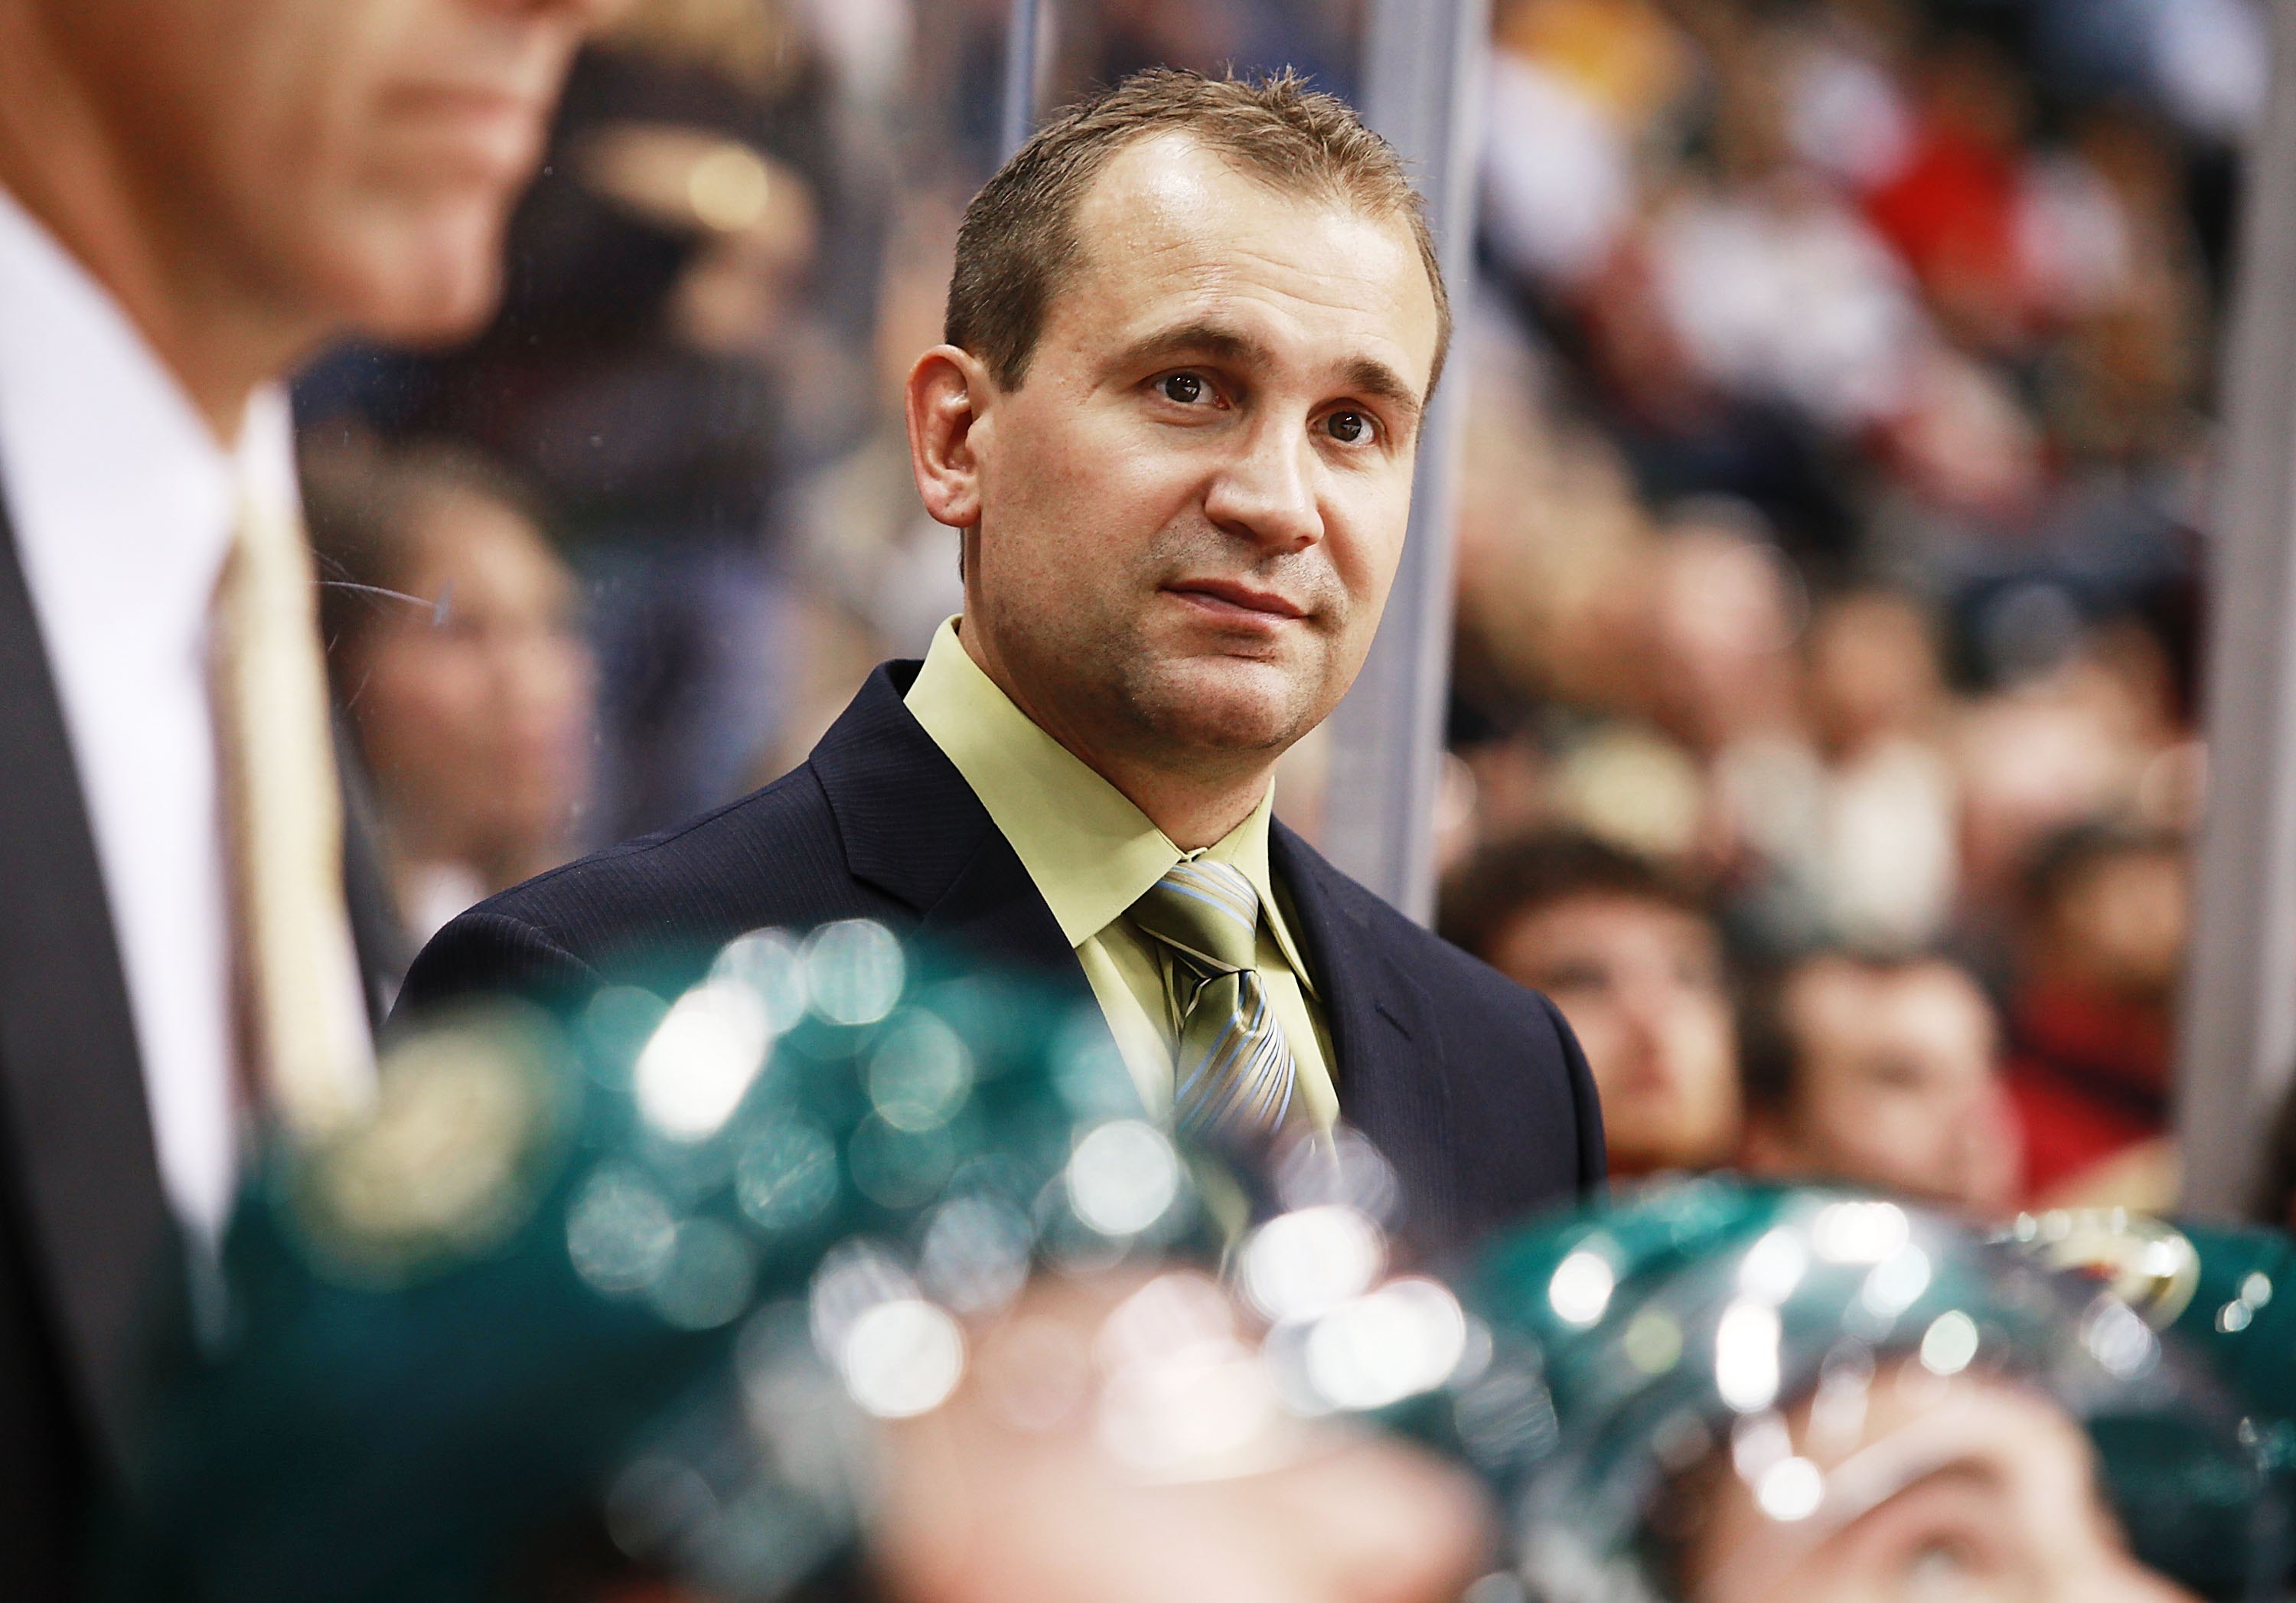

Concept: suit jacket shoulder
[[397, 662, 1079, 1020], [401, 762, 884, 1011]]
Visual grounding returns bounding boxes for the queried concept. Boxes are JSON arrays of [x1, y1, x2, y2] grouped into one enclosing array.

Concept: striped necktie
[[1127, 859, 1298, 1139], [210, 488, 375, 1141]]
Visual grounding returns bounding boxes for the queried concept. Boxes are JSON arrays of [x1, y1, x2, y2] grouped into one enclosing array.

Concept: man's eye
[[1325, 410, 1370, 443], [1159, 374, 1206, 404]]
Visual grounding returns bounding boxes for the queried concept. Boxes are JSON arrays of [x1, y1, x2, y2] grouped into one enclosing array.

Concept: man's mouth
[[1163, 579, 1311, 624], [382, 82, 556, 180]]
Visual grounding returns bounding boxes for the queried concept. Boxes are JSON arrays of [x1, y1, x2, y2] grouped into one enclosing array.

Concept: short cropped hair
[[947, 67, 1451, 396], [1438, 830, 1707, 965]]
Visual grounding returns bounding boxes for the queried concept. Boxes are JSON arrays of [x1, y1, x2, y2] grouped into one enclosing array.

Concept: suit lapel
[[810, 664, 1095, 1007], [0, 494, 180, 1475], [1270, 823, 1457, 1249]]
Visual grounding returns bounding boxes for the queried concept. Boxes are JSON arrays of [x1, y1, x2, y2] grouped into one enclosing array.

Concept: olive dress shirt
[[903, 618, 1338, 1127]]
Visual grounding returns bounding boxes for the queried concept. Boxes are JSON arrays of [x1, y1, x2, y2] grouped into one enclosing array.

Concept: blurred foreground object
[[106, 926, 1489, 1601], [115, 926, 2296, 1601], [1433, 1181, 2285, 1601]]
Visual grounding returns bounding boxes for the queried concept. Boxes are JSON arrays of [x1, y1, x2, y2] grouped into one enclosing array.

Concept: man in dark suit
[[0, 0, 613, 1588], [403, 70, 1605, 1256]]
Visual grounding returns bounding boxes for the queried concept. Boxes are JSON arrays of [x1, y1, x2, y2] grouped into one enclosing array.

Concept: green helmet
[[1428, 1180, 2282, 1602]]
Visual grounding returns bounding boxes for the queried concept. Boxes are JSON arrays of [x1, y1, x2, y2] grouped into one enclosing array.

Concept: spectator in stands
[[1738, 950, 2020, 1215], [2004, 822, 2188, 1207], [1442, 831, 1739, 1179], [305, 442, 596, 952]]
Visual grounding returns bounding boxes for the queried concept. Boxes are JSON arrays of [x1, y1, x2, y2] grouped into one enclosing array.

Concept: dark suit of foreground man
[[404, 71, 1605, 1254], [0, 0, 616, 1588]]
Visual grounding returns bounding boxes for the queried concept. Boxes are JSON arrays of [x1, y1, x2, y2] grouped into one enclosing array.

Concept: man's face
[[1756, 960, 2019, 1215], [1489, 893, 1739, 1176], [1689, 1367, 2195, 1603], [955, 133, 1440, 771], [31, 0, 608, 343]]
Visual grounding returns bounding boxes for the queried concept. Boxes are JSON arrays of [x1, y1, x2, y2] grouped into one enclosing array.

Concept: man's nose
[[1202, 418, 1324, 553]]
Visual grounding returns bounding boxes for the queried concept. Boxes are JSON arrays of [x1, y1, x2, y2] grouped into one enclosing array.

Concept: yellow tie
[[210, 488, 375, 1141]]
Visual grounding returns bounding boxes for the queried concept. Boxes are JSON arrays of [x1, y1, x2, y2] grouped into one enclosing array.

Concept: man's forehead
[[1052, 133, 1438, 389]]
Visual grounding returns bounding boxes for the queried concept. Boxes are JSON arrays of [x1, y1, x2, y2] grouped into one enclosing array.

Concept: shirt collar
[[903, 618, 1313, 987], [0, 186, 297, 642]]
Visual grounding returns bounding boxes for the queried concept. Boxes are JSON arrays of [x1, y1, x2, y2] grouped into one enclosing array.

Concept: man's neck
[[0, 13, 308, 442], [957, 622, 1274, 851]]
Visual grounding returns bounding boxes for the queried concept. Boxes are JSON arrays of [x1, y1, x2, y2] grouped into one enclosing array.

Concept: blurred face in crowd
[[1804, 592, 1943, 759], [1745, 958, 2019, 1215], [1488, 892, 1740, 1176], [2033, 846, 2189, 1007], [908, 135, 1441, 841], [1, 0, 615, 421], [1647, 524, 1801, 755], [1688, 1364, 2193, 1603], [347, 487, 592, 884]]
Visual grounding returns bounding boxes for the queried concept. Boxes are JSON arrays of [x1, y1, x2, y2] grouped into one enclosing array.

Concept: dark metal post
[[2177, 0, 2296, 1217]]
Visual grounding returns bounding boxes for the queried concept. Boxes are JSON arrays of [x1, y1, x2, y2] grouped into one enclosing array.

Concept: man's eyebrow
[[1112, 322, 1427, 428], [1339, 355, 1424, 429], [1112, 321, 1267, 374]]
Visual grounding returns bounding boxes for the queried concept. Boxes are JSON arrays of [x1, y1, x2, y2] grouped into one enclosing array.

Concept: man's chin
[[331, 211, 508, 348], [1131, 658, 1323, 754]]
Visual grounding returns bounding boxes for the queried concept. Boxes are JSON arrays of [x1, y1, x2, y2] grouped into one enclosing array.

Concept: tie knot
[[1130, 859, 1261, 975]]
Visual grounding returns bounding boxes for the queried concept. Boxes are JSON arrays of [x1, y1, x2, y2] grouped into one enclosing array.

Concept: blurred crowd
[[295, 0, 2258, 1220], [1446, 0, 2245, 1218]]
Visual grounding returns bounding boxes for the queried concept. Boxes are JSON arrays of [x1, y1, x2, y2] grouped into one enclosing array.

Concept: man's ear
[[906, 344, 993, 531]]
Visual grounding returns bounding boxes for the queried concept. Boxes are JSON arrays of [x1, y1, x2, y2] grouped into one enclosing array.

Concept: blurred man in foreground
[[1442, 831, 1739, 1179], [404, 70, 1604, 1255], [0, 0, 611, 1585], [1739, 951, 2022, 1214]]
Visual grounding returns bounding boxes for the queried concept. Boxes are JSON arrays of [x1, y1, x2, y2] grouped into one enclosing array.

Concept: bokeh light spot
[[735, 1121, 841, 1232], [1066, 1120, 1180, 1237], [804, 921, 905, 1026], [635, 979, 772, 1141], [867, 1011, 974, 1132], [1919, 1310, 1981, 1376], [1756, 1457, 1825, 1522], [838, 1298, 965, 1418], [1548, 1249, 1615, 1327], [568, 1167, 678, 1296], [1242, 1206, 1384, 1322], [1302, 1278, 1469, 1410]]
